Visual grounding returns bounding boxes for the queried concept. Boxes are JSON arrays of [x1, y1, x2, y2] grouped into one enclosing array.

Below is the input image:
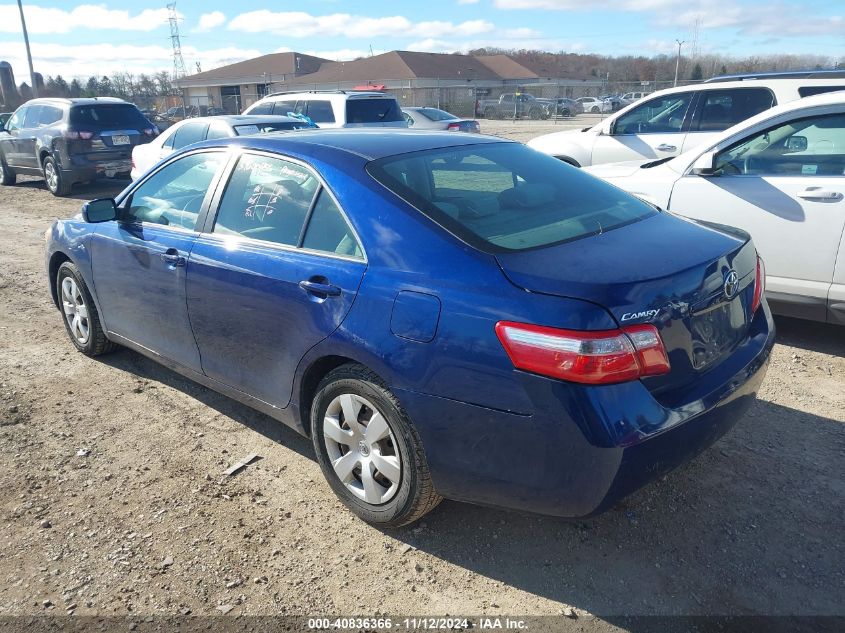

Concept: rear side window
[[171, 122, 209, 149], [306, 100, 335, 123], [205, 123, 232, 140], [692, 88, 775, 132], [38, 106, 64, 127], [799, 86, 845, 98], [302, 189, 362, 258], [23, 106, 42, 129], [213, 154, 318, 246], [346, 98, 403, 124], [70, 104, 149, 128], [368, 143, 656, 252]]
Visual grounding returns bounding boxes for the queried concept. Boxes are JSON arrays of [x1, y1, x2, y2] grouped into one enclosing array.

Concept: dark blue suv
[[45, 130, 774, 526], [0, 97, 157, 196]]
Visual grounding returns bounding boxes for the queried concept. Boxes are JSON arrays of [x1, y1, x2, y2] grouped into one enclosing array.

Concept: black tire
[[561, 108, 571, 117], [43, 155, 72, 197], [311, 363, 442, 527], [0, 155, 15, 186], [56, 261, 117, 356], [591, 106, 600, 113]]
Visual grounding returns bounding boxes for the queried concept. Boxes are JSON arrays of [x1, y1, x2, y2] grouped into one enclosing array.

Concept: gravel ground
[[0, 125, 843, 630]]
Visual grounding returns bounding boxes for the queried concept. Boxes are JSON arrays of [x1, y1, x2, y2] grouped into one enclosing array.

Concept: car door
[[16, 106, 43, 168], [89, 150, 228, 370], [592, 91, 695, 165], [0, 107, 26, 167], [681, 87, 776, 154], [669, 110, 845, 321], [186, 151, 366, 408]]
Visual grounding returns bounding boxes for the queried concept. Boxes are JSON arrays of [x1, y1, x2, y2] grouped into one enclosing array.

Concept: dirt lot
[[0, 125, 843, 629]]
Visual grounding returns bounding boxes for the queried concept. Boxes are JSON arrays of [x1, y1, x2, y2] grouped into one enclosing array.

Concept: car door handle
[[160, 249, 186, 267], [796, 188, 842, 201], [299, 280, 341, 297], [655, 144, 677, 152]]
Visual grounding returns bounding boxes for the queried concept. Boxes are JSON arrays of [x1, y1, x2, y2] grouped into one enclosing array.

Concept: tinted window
[[23, 106, 42, 129], [368, 143, 655, 252], [271, 100, 297, 116], [247, 102, 274, 115], [38, 105, 63, 126], [715, 113, 845, 177], [613, 92, 694, 135], [799, 86, 845, 98], [346, 98, 403, 124], [171, 122, 209, 149], [692, 88, 774, 132], [417, 108, 457, 122], [213, 154, 318, 246], [70, 104, 149, 128], [302, 189, 363, 258], [306, 100, 335, 123], [126, 152, 225, 228]]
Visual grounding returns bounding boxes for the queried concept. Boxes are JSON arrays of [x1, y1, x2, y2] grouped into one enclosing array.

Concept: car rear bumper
[[395, 305, 775, 518], [58, 145, 134, 182]]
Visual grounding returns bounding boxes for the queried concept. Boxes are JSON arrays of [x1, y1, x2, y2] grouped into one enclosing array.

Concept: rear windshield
[[367, 143, 656, 252], [233, 121, 314, 135], [345, 98, 404, 124], [417, 108, 457, 122], [70, 104, 150, 128]]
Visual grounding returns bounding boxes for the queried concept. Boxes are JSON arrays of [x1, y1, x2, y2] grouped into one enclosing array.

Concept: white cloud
[[228, 10, 494, 39], [194, 10, 226, 32], [0, 4, 173, 34]]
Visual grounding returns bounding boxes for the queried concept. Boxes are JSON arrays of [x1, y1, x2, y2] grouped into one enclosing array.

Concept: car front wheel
[[56, 261, 116, 356], [311, 364, 442, 527], [0, 156, 15, 186]]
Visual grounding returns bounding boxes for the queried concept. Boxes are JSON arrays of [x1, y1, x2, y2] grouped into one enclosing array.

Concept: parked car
[[45, 129, 773, 526], [576, 97, 612, 114], [244, 90, 406, 129], [550, 97, 583, 117], [402, 107, 480, 133], [477, 93, 550, 120], [131, 114, 316, 180], [528, 71, 845, 167], [621, 91, 651, 102], [0, 97, 157, 196], [599, 95, 631, 111], [586, 90, 845, 325]]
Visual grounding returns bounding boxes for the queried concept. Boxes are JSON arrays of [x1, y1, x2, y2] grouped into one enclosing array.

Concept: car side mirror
[[82, 198, 117, 223], [786, 135, 807, 152], [690, 151, 717, 176]]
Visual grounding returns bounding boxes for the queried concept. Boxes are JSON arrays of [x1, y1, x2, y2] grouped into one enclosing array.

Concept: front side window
[[613, 92, 694, 135], [714, 113, 845, 177], [171, 122, 209, 149], [248, 102, 274, 115], [271, 100, 297, 116], [346, 98, 403, 124], [368, 142, 655, 252], [213, 154, 318, 246], [6, 108, 26, 131], [125, 152, 225, 229], [23, 106, 42, 129], [692, 88, 774, 132]]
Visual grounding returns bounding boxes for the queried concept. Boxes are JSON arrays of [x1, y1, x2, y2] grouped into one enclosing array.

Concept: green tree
[[690, 63, 703, 81]]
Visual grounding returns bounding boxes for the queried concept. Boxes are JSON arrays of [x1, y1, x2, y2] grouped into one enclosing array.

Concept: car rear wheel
[[591, 106, 600, 113], [57, 261, 116, 356], [0, 156, 15, 186], [311, 364, 442, 527], [43, 156, 71, 197]]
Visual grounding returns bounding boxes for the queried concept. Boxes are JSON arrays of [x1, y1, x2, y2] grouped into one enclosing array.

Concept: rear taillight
[[751, 255, 765, 314], [495, 321, 670, 385], [143, 127, 158, 136], [447, 122, 461, 131], [63, 129, 93, 140]]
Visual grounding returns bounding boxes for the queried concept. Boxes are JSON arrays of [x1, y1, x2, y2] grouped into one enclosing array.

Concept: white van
[[244, 90, 407, 129]]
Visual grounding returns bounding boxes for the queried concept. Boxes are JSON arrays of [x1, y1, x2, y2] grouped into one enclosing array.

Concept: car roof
[[182, 114, 307, 125], [202, 128, 508, 161], [24, 97, 128, 107]]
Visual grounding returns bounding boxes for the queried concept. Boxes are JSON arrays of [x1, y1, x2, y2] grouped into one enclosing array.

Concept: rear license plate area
[[111, 135, 130, 145], [690, 298, 746, 370]]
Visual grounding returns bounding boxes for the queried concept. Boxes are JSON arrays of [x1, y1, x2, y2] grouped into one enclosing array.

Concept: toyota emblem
[[723, 270, 739, 299]]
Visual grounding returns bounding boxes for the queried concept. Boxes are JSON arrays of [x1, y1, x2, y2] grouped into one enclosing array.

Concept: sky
[[0, 0, 843, 81]]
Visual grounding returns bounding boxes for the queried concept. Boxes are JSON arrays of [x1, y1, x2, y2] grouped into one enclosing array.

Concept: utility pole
[[16, 0, 37, 97], [673, 39, 685, 87]]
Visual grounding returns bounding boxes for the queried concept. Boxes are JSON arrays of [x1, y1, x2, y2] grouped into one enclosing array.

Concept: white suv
[[243, 90, 407, 129], [528, 72, 845, 167]]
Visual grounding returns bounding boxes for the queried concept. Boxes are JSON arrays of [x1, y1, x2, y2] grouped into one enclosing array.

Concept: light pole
[[16, 0, 37, 97], [673, 39, 685, 87]]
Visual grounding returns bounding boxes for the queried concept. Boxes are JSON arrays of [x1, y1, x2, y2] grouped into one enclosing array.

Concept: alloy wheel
[[44, 161, 58, 192], [323, 393, 401, 505], [61, 276, 90, 345]]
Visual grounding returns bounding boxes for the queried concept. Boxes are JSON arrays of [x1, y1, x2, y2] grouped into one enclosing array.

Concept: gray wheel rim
[[323, 393, 401, 505], [44, 161, 58, 191], [61, 276, 90, 345]]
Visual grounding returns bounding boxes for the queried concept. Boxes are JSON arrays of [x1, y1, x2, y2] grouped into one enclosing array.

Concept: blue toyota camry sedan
[[45, 130, 774, 526]]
